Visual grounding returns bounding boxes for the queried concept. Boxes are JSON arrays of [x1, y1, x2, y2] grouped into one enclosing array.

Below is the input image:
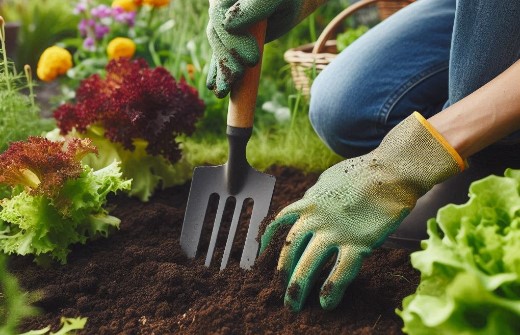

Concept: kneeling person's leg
[[309, 0, 456, 158]]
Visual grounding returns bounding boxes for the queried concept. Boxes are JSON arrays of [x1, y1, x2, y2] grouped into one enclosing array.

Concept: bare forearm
[[429, 60, 520, 159]]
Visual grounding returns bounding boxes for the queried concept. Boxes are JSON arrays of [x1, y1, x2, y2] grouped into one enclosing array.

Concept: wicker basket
[[284, 0, 415, 96]]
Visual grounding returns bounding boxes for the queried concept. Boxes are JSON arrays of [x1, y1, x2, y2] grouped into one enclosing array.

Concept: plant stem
[[24, 64, 35, 108], [309, 13, 317, 42], [0, 16, 12, 91], [147, 7, 156, 30]]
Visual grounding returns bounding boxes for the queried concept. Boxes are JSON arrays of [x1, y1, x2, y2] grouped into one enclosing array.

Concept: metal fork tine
[[180, 183, 215, 259], [240, 197, 271, 269], [204, 197, 227, 267], [220, 197, 244, 270]]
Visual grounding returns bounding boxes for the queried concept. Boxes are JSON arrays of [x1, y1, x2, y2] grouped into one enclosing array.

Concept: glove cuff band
[[412, 112, 466, 172]]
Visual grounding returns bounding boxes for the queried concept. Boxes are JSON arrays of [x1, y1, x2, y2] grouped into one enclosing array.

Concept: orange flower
[[143, 0, 170, 7], [36, 46, 73, 82], [107, 37, 136, 60], [186, 64, 196, 80]]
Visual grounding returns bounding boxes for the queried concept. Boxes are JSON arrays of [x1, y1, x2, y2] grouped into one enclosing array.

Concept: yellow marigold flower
[[143, 0, 170, 7], [186, 64, 196, 80], [36, 46, 73, 82], [107, 37, 136, 60], [112, 0, 137, 11], [134, 0, 144, 5]]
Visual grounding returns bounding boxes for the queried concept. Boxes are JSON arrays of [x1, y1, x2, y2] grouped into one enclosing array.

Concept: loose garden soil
[[11, 166, 419, 334]]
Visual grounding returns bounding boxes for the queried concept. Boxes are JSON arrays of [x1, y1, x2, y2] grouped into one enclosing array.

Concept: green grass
[[183, 94, 342, 173], [162, 0, 348, 173]]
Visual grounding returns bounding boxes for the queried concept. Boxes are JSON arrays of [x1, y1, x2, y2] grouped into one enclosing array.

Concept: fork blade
[[240, 191, 273, 269], [180, 167, 221, 259], [181, 165, 275, 269], [220, 197, 245, 270], [204, 198, 226, 267]]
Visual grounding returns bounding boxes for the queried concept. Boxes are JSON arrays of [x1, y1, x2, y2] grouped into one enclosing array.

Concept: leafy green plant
[[0, 255, 39, 335], [397, 169, 520, 335], [0, 137, 131, 264], [1, 255, 87, 335], [0, 16, 55, 153], [51, 57, 204, 201], [336, 25, 369, 52]]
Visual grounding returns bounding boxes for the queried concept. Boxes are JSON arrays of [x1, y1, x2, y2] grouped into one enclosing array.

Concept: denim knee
[[308, 0, 456, 158], [309, 76, 377, 158]]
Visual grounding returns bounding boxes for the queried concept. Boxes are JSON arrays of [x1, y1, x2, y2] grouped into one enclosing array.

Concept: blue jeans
[[310, 0, 520, 158]]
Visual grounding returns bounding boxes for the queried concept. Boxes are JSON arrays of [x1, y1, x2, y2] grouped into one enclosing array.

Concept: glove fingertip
[[206, 76, 216, 91], [284, 282, 304, 312], [214, 70, 231, 98], [208, 72, 228, 98], [319, 281, 341, 311], [259, 213, 299, 254], [214, 86, 230, 99], [242, 50, 260, 67]]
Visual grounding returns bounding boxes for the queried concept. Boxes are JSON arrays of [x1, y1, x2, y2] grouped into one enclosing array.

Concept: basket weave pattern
[[284, 0, 415, 96]]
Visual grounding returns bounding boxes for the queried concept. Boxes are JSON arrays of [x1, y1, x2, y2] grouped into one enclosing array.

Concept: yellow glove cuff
[[413, 112, 466, 172]]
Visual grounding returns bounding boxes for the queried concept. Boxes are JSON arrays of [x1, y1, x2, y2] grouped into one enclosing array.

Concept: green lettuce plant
[[0, 137, 131, 264], [397, 169, 520, 335]]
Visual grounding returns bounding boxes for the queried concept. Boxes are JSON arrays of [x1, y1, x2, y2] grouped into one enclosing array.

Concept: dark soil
[[11, 166, 419, 334]]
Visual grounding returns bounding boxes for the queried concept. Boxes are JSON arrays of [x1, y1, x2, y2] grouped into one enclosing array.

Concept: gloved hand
[[207, 0, 327, 98], [260, 112, 466, 311]]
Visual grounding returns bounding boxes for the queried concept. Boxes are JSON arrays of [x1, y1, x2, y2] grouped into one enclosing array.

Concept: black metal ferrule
[[226, 126, 252, 195]]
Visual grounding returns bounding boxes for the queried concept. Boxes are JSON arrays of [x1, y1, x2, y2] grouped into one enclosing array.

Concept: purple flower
[[78, 19, 95, 37], [73, 3, 87, 15], [94, 24, 110, 40], [91, 5, 112, 19], [83, 37, 96, 51], [112, 7, 124, 16], [114, 11, 136, 26]]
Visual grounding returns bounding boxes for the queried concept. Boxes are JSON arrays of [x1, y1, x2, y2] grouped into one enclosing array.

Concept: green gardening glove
[[259, 112, 466, 311], [207, 0, 328, 98]]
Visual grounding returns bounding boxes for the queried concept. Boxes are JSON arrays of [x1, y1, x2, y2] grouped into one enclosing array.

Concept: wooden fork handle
[[227, 20, 267, 128]]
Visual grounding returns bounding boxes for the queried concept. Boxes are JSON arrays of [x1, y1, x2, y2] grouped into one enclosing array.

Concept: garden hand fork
[[180, 21, 275, 270]]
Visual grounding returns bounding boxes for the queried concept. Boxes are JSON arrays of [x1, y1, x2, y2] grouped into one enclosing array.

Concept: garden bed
[[12, 166, 418, 335]]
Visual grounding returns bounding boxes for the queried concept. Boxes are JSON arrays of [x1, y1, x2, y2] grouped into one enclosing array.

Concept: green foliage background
[[1, 0, 361, 172], [157, 0, 350, 172]]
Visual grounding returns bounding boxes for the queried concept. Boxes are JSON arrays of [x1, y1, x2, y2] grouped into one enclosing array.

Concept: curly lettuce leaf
[[48, 127, 191, 202], [397, 169, 520, 335], [19, 317, 87, 335], [0, 162, 130, 264]]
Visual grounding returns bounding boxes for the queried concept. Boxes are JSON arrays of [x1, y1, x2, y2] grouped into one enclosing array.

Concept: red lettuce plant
[[0, 137, 95, 197], [51, 58, 205, 201]]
